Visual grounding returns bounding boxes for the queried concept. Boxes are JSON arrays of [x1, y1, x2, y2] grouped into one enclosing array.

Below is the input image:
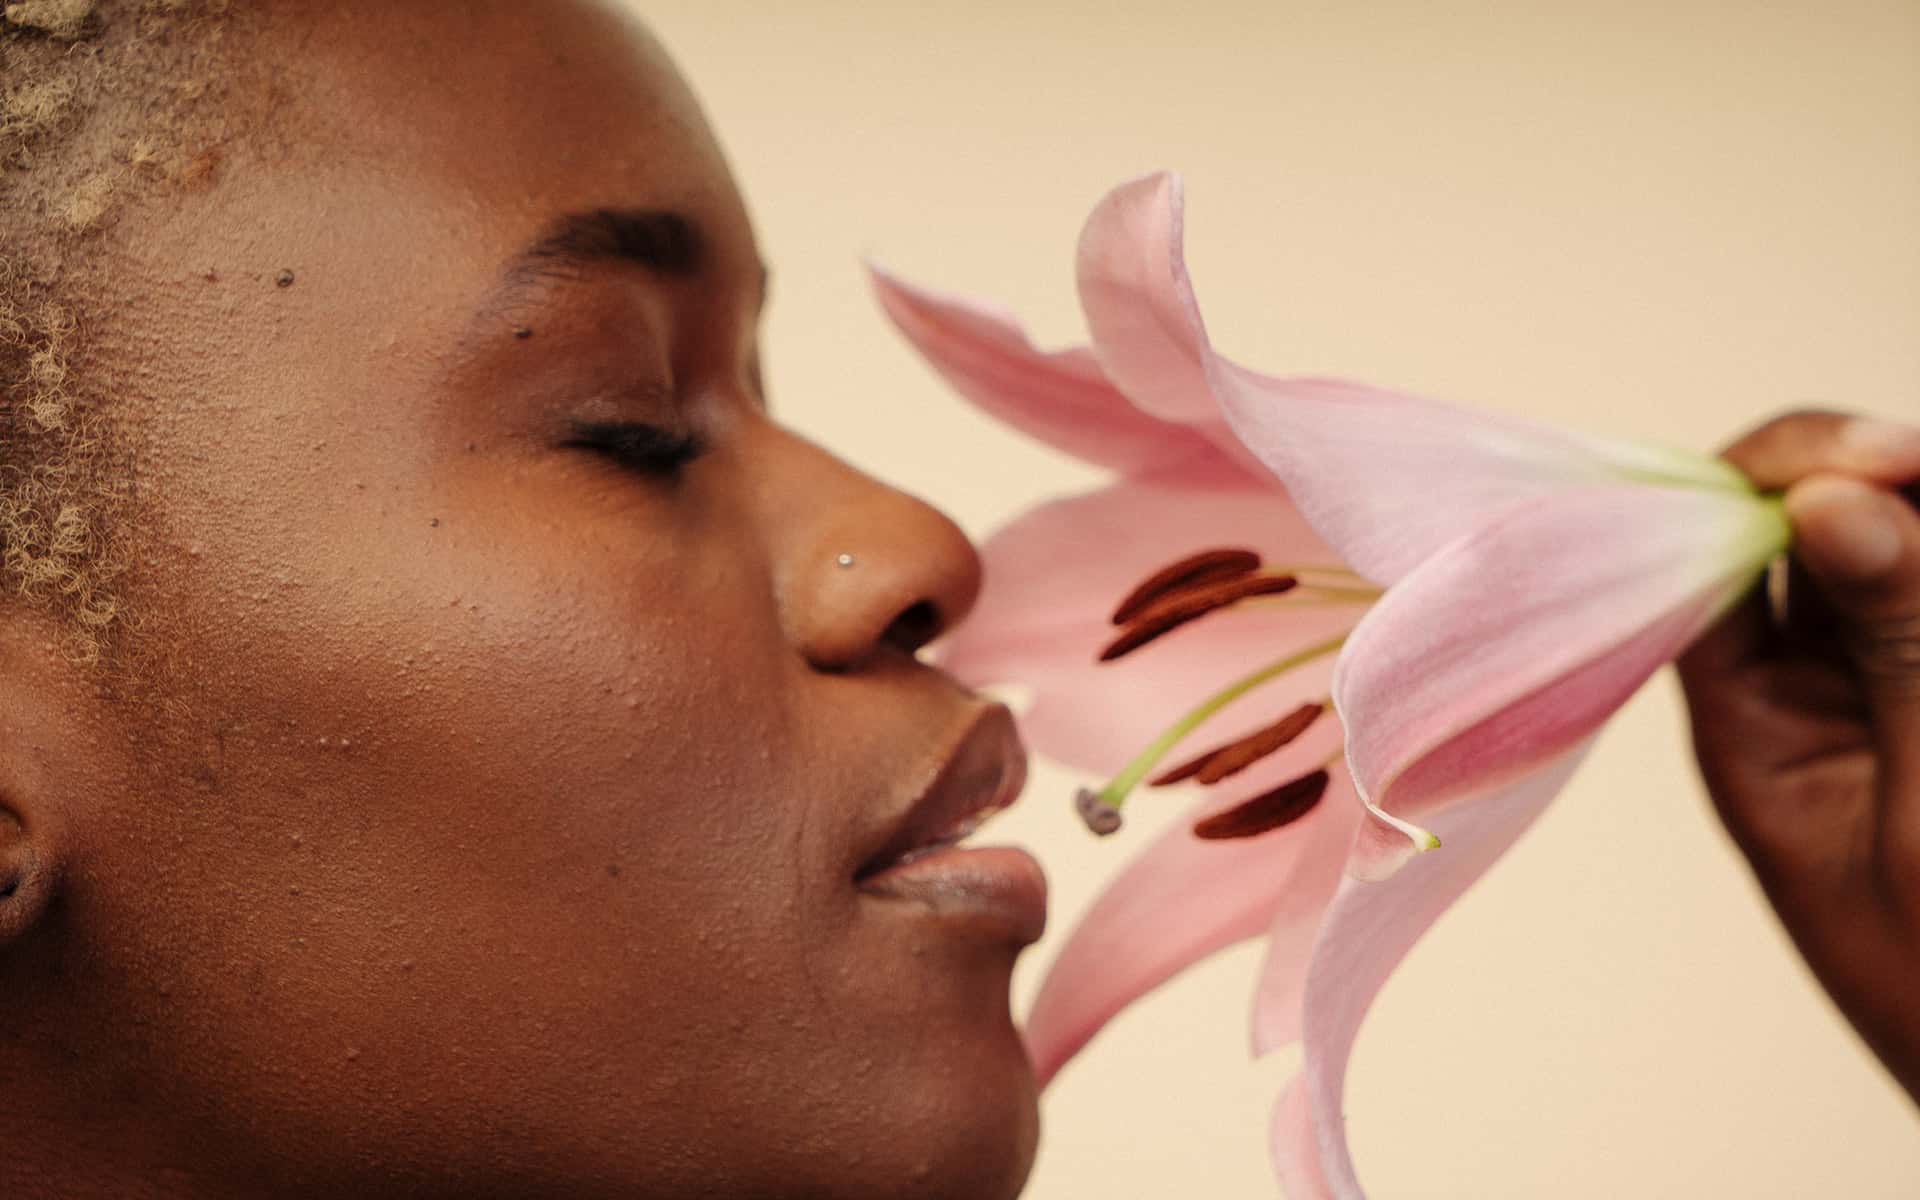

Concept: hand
[[1677, 410, 1920, 1104]]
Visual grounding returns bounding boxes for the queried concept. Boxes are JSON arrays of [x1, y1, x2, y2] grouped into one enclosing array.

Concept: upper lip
[[854, 704, 1029, 883]]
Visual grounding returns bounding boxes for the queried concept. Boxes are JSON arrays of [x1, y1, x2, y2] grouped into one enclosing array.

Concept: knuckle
[[1873, 846, 1920, 929], [1869, 826, 1920, 932], [1718, 407, 1846, 480], [1741, 406, 1839, 447], [1851, 614, 1920, 694], [1769, 405, 1846, 428]]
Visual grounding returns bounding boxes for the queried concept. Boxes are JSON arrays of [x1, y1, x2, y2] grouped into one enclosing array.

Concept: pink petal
[[1025, 744, 1360, 1086], [933, 454, 1370, 1086], [1331, 484, 1781, 879], [1075, 173, 1295, 480], [1270, 745, 1594, 1200], [1076, 171, 1215, 426], [937, 464, 1353, 776], [869, 266, 1220, 475], [1206, 356, 1751, 583]]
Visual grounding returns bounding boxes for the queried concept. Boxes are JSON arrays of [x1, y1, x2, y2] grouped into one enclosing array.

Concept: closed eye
[[566, 420, 706, 477]]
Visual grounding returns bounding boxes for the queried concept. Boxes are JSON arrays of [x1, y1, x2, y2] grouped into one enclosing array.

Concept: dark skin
[[0, 3, 1035, 1197], [0, 3, 1911, 1197], [1679, 412, 1920, 1107]]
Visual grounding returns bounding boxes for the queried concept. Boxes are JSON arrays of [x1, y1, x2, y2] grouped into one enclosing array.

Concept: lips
[[855, 704, 1047, 943], [856, 705, 1028, 881]]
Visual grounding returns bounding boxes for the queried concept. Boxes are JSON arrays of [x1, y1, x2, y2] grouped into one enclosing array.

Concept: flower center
[[1076, 547, 1382, 840]]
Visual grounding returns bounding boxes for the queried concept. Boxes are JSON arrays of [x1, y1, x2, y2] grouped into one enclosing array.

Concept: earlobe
[[0, 806, 55, 947], [0, 624, 75, 950]]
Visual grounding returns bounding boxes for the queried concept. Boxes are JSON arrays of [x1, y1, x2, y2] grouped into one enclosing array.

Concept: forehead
[[107, 0, 767, 478], [259, 0, 755, 275]]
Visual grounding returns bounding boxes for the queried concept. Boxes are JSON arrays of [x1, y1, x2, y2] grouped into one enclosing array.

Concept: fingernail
[[1787, 478, 1904, 579], [1841, 418, 1920, 470]]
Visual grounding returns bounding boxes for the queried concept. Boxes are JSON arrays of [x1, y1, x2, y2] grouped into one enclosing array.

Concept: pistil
[[1247, 583, 1384, 606], [1075, 631, 1349, 834]]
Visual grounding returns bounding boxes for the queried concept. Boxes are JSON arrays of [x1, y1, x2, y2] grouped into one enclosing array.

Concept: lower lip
[[857, 845, 1049, 945]]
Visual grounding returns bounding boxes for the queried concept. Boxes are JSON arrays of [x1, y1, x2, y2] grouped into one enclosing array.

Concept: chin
[[929, 1045, 1041, 1200], [839, 1079, 1040, 1200], [797, 988, 1041, 1200], [878, 1003, 1042, 1200]]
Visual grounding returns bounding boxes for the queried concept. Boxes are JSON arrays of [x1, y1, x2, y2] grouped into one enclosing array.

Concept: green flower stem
[[1759, 491, 1790, 534], [1245, 585, 1386, 606], [1258, 563, 1368, 581], [1096, 631, 1351, 810]]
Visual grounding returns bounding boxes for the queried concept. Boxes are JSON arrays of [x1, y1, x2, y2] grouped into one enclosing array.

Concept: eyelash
[[566, 420, 706, 477]]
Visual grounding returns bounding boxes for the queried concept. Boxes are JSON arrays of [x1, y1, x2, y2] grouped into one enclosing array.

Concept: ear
[[0, 625, 71, 949], [0, 801, 55, 947]]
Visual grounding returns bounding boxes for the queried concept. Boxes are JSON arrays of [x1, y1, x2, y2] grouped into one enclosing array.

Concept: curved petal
[[1245, 775, 1354, 1053], [1025, 746, 1360, 1085], [1331, 484, 1785, 879], [1076, 172, 1291, 480], [936, 465, 1356, 775], [1076, 171, 1215, 426], [1207, 356, 1752, 583], [1270, 745, 1594, 1200], [869, 266, 1219, 475]]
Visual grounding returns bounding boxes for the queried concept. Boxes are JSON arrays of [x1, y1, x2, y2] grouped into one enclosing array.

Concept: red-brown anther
[[1192, 768, 1331, 840], [1109, 548, 1262, 625], [1149, 752, 1212, 787], [1149, 701, 1327, 787], [1099, 572, 1298, 662]]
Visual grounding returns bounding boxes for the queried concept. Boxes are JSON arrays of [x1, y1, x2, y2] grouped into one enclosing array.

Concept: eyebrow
[[479, 206, 768, 327], [502, 207, 703, 293]]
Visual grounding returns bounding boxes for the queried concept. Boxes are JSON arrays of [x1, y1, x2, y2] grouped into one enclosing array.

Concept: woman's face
[[4, 2, 1042, 1196]]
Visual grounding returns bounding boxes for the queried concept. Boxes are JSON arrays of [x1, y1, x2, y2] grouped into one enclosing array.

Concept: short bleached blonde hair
[[2, 0, 239, 660]]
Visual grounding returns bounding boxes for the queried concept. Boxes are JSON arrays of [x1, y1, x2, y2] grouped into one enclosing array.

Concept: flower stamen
[[1109, 547, 1262, 624], [1075, 787, 1124, 836], [1242, 583, 1384, 607], [1100, 573, 1300, 661], [1256, 563, 1370, 584], [1150, 700, 1329, 786], [1192, 767, 1332, 840], [1075, 632, 1350, 835]]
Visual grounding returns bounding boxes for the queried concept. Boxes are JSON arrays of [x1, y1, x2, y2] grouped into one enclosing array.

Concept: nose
[[755, 427, 983, 672]]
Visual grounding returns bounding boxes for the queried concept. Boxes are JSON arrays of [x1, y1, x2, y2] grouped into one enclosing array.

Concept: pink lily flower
[[875, 172, 1789, 1198], [870, 262, 1372, 1087]]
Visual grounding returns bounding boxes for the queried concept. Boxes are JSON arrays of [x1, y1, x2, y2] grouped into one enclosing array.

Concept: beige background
[[638, 3, 1919, 1196]]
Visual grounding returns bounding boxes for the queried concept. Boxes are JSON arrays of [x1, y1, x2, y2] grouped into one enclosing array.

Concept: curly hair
[[1, 0, 236, 660]]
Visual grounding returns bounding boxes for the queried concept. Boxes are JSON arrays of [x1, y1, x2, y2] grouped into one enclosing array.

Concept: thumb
[[1784, 475, 1920, 762]]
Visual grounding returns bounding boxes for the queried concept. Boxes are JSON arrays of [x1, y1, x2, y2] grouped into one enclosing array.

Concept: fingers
[[1786, 477, 1920, 704], [1712, 408, 1920, 767], [1689, 412, 1920, 1103], [1676, 577, 1776, 690], [1720, 409, 1920, 491], [1686, 411, 1920, 677], [1785, 474, 1920, 851]]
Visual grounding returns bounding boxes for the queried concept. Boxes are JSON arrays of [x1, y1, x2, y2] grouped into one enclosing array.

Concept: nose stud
[[835, 553, 857, 569]]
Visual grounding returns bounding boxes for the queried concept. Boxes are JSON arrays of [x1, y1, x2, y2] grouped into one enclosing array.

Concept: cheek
[[97, 512, 866, 1124], [110, 421, 1040, 1180], [281, 539, 815, 908], [140, 469, 834, 974], [130, 388, 838, 946]]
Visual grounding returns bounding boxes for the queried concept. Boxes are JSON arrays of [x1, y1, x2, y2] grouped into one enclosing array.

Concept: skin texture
[[0, 2, 1038, 1197], [0, 3, 1911, 1196], [1679, 411, 1920, 1107]]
